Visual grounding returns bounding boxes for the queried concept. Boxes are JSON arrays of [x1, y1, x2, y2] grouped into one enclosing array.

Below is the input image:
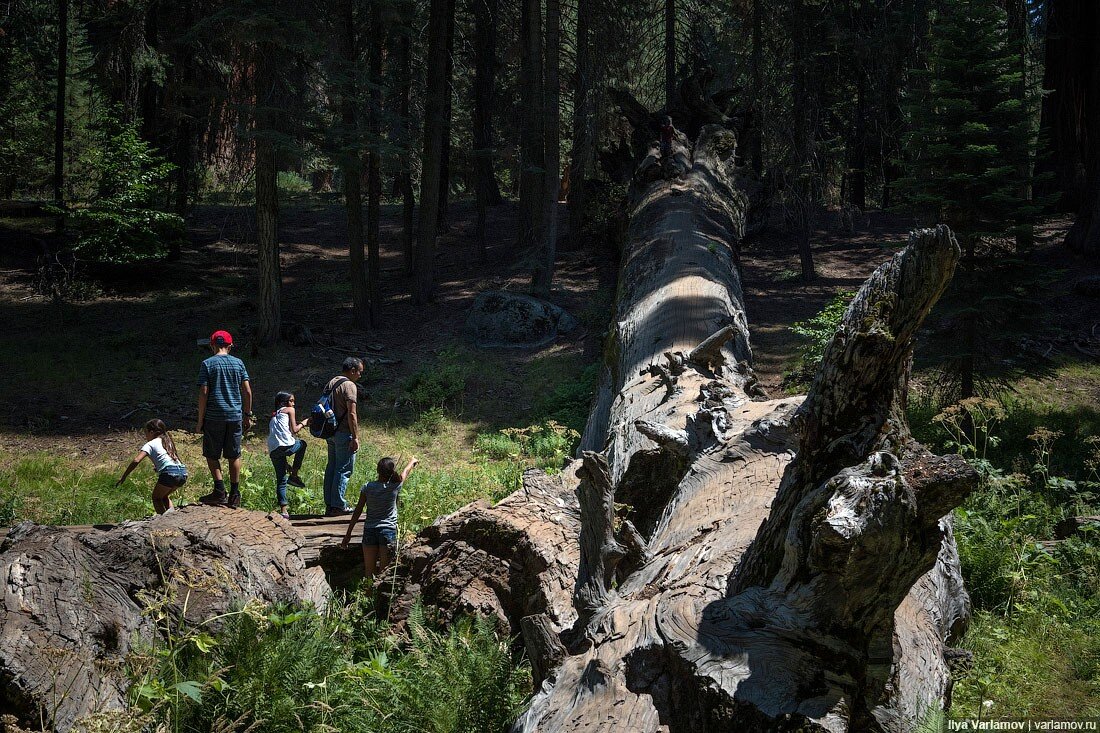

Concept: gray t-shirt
[[359, 480, 401, 531]]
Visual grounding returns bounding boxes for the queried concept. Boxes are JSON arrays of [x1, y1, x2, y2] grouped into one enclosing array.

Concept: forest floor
[[2, 199, 1099, 719], [0, 203, 1096, 500]]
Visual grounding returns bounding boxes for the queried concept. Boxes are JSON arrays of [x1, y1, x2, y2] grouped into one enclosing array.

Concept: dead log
[[394, 125, 974, 731], [0, 506, 329, 732]]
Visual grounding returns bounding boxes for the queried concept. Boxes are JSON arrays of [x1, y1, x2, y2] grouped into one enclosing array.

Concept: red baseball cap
[[210, 330, 233, 346]]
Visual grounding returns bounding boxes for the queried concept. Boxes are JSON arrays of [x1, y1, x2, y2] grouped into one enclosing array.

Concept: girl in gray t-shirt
[[341, 456, 419, 584]]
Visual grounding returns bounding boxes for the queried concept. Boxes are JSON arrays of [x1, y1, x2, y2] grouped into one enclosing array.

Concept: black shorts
[[202, 420, 242, 460]]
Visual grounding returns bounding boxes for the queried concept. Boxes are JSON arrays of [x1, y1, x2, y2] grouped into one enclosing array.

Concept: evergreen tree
[[897, 0, 1045, 398]]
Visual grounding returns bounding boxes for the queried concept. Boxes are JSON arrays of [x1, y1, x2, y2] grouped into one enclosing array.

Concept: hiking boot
[[287, 474, 306, 489], [227, 491, 241, 509], [199, 490, 228, 506]]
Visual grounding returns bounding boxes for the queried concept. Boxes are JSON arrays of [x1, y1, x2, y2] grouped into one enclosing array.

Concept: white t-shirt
[[267, 410, 296, 451], [141, 437, 182, 473]]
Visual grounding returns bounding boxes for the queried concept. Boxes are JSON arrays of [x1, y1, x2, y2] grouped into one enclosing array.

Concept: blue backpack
[[308, 377, 349, 439]]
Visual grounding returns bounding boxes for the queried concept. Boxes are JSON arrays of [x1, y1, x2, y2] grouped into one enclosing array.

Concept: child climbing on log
[[116, 419, 188, 514], [340, 456, 419, 585], [268, 391, 309, 519]]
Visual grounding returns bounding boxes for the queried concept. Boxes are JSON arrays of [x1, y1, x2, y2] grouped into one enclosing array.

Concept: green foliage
[[0, 48, 52, 197], [276, 170, 311, 194], [924, 396, 1100, 717], [475, 421, 580, 471], [132, 593, 530, 733], [896, 0, 1043, 246], [531, 363, 600, 435], [404, 347, 472, 412], [414, 406, 448, 435], [59, 115, 184, 264], [785, 290, 855, 389]]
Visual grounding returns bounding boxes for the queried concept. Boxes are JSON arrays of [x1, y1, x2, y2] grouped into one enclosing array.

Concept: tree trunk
[[1061, 0, 1100, 253], [53, 0, 68, 204], [436, 0, 456, 234], [255, 44, 281, 346], [748, 0, 763, 176], [849, 72, 867, 213], [568, 0, 593, 251], [0, 507, 329, 733], [1038, 0, 1094, 210], [393, 124, 974, 731], [341, 0, 370, 329], [415, 0, 452, 304], [518, 0, 544, 248], [472, 0, 503, 208], [366, 0, 383, 324], [532, 0, 560, 293], [395, 30, 416, 275]]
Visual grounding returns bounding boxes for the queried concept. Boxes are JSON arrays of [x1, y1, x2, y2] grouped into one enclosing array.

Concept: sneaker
[[287, 475, 306, 489], [279, 509, 290, 520], [324, 506, 352, 517], [227, 491, 241, 509], [199, 490, 228, 506]]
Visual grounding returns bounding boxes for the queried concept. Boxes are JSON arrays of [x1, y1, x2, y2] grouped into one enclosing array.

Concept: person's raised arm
[[340, 492, 368, 548], [116, 450, 149, 487], [287, 406, 305, 434], [400, 457, 419, 483]]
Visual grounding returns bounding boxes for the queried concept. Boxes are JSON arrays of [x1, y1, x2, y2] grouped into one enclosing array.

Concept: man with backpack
[[319, 357, 364, 516], [196, 330, 253, 509]]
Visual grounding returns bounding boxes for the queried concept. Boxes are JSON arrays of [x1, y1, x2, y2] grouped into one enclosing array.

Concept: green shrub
[[404, 347, 471, 411], [414, 406, 448, 435], [131, 594, 530, 733], [785, 290, 856, 389], [532, 363, 600, 435], [58, 114, 184, 264], [277, 170, 311, 194], [475, 421, 579, 471]]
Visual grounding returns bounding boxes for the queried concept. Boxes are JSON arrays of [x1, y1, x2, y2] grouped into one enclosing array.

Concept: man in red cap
[[196, 330, 253, 508]]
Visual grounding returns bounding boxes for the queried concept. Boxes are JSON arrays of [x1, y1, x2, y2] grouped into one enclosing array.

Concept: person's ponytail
[[144, 419, 179, 462]]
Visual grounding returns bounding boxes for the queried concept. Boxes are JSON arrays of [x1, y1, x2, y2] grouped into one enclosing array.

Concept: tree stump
[[0, 506, 328, 732]]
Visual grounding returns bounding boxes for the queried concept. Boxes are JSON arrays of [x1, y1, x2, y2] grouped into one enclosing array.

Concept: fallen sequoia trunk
[[0, 506, 328, 731], [392, 125, 976, 731]]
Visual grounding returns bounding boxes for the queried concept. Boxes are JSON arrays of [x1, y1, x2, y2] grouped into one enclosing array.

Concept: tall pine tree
[[897, 0, 1043, 398]]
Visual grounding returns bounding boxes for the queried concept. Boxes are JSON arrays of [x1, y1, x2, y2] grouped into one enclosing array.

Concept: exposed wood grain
[[0, 506, 329, 732]]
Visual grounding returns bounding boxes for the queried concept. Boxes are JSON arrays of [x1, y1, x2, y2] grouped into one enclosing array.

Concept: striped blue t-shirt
[[198, 354, 250, 422]]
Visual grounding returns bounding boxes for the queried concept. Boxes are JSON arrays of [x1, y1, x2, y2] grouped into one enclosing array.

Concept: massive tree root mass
[[396, 127, 975, 732]]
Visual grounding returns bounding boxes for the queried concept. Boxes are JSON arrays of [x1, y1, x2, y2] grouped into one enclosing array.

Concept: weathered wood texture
[[395, 123, 973, 731], [389, 468, 581, 634], [0, 506, 328, 732]]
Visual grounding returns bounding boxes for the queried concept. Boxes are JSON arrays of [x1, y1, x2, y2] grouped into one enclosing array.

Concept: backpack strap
[[326, 376, 352, 422]]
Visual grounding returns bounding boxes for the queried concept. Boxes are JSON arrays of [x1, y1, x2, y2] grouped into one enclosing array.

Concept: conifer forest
[[1, 0, 1099, 731]]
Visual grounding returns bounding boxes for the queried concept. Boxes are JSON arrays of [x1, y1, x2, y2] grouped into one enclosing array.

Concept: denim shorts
[[158, 465, 188, 488], [362, 526, 396, 548]]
